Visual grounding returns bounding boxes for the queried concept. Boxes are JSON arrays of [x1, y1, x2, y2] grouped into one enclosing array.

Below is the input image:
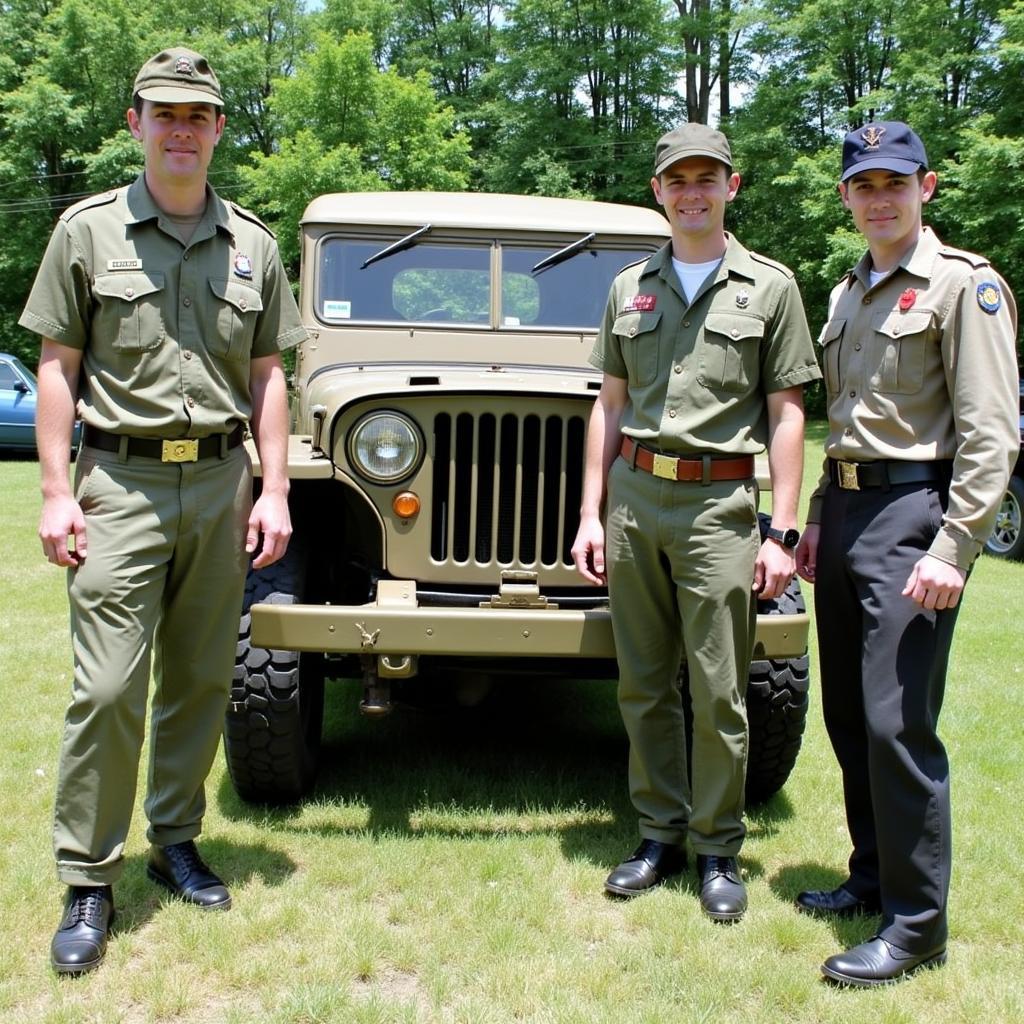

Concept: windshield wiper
[[361, 224, 432, 270], [531, 232, 596, 275]]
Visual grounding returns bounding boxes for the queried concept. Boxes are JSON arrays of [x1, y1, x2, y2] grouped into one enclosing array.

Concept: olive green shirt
[[19, 175, 306, 438], [807, 227, 1020, 569], [590, 236, 821, 455]]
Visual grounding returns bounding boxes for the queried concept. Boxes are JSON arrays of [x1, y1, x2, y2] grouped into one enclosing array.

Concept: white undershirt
[[672, 257, 722, 304], [868, 268, 887, 288]]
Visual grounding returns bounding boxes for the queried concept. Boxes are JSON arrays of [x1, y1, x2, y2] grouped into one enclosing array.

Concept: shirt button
[[892, 325, 901, 335], [668, 409, 677, 418], [628, 327, 637, 337], [239, 299, 248, 311], [184, 351, 192, 360], [674, 365, 682, 374], [730, 329, 740, 338], [187, 397, 195, 408], [844, 428, 853, 436], [862, 296, 871, 305], [849, 390, 856, 398], [682, 321, 690, 328], [854, 343, 862, 351], [183, 297, 192, 307], [183, 252, 190, 260], [124, 287, 134, 298]]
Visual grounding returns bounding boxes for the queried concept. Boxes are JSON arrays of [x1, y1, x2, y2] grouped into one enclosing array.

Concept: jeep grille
[[431, 409, 587, 570]]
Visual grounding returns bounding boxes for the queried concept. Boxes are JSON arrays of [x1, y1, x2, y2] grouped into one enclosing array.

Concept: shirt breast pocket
[[817, 317, 845, 395], [870, 309, 933, 394], [208, 279, 264, 361], [612, 311, 662, 387], [698, 312, 764, 393], [92, 272, 166, 353]]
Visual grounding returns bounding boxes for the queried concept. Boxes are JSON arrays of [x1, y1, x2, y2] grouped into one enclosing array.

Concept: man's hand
[[753, 537, 796, 599], [902, 553, 966, 610], [795, 523, 820, 585], [246, 490, 292, 569], [571, 514, 607, 585], [39, 495, 87, 567]]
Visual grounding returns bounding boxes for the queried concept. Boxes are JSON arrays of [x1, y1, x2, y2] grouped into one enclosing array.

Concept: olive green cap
[[654, 123, 732, 175], [133, 48, 223, 107]]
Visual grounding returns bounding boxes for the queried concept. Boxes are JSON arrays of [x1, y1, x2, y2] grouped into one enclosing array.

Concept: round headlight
[[347, 412, 423, 483]]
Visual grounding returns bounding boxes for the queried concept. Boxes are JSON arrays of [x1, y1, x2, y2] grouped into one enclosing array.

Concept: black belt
[[828, 458, 950, 491], [82, 424, 244, 463]]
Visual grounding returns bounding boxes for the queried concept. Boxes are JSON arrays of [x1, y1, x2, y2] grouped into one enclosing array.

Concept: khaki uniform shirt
[[19, 175, 306, 437], [807, 227, 1019, 569], [590, 236, 821, 454]]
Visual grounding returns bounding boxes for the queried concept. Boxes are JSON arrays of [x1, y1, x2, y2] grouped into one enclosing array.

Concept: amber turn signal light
[[392, 491, 420, 519]]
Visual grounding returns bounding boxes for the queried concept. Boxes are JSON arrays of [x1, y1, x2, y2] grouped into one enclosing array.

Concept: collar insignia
[[735, 289, 750, 309], [977, 281, 1001, 314], [861, 126, 886, 150], [234, 252, 253, 279], [898, 288, 916, 311], [623, 294, 656, 313]]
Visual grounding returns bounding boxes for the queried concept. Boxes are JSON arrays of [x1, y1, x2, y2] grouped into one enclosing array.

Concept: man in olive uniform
[[22, 48, 306, 974], [572, 124, 821, 920], [795, 123, 1019, 985]]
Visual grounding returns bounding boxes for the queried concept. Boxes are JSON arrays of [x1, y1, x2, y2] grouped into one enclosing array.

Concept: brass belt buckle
[[837, 461, 860, 490], [652, 453, 678, 480], [162, 439, 199, 463]]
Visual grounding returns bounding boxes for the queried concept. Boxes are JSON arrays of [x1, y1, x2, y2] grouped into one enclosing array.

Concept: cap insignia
[[174, 57, 195, 77], [977, 281, 1001, 314], [861, 125, 886, 150]]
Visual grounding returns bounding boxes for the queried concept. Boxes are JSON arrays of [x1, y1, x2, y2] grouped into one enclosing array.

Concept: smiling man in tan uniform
[[21, 48, 305, 974], [795, 122, 1019, 986]]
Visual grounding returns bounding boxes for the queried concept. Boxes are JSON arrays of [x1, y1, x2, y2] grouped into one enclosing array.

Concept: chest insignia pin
[[736, 289, 750, 309], [898, 288, 916, 311], [234, 253, 254, 279]]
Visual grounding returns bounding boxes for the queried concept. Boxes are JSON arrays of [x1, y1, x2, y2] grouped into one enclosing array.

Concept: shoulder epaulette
[[748, 250, 795, 279], [620, 255, 652, 275], [229, 201, 276, 239], [937, 245, 989, 270], [59, 190, 119, 224]]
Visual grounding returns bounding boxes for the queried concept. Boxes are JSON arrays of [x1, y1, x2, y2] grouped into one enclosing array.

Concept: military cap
[[840, 121, 928, 182], [654, 123, 732, 176], [133, 48, 223, 107]]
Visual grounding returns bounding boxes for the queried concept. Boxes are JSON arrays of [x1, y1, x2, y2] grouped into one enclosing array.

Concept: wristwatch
[[765, 525, 800, 550]]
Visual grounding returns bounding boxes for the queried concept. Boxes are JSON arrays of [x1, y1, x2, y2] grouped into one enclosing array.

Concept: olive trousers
[[54, 442, 251, 886], [605, 456, 759, 855]]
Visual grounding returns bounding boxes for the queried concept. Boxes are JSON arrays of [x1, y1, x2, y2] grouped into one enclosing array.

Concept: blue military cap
[[840, 121, 928, 182]]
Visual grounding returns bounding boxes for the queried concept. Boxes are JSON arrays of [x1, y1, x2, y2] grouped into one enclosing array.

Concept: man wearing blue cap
[[795, 122, 1019, 985]]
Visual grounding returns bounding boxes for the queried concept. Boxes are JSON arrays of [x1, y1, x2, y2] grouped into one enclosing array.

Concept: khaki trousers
[[54, 443, 251, 886], [605, 456, 758, 855]]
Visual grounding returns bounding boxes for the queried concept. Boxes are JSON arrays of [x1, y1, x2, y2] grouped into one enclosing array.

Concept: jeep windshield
[[315, 236, 660, 330]]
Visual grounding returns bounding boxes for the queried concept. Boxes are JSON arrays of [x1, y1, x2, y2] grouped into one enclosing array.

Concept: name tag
[[107, 259, 143, 271], [623, 294, 656, 312]]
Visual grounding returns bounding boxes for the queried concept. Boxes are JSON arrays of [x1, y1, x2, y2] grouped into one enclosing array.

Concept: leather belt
[[829, 458, 950, 491], [82, 424, 245, 463], [620, 436, 754, 483]]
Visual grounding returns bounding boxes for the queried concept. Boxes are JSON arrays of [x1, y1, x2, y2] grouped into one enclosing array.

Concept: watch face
[[783, 528, 800, 548]]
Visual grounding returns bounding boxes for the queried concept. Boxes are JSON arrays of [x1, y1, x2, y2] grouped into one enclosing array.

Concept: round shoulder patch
[[977, 281, 1001, 314]]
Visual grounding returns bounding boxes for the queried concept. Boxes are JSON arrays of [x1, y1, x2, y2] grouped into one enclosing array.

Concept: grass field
[[1, 434, 1022, 1024]]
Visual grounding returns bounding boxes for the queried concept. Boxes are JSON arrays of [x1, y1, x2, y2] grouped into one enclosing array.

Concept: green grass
[[1, 436, 1022, 1023]]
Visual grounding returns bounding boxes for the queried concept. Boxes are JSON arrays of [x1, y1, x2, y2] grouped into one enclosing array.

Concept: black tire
[[745, 577, 811, 803], [222, 538, 325, 803], [985, 475, 1024, 561]]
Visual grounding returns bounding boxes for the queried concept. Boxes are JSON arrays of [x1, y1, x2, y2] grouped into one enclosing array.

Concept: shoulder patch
[[748, 251, 795, 279], [976, 281, 1002, 314], [229, 201, 276, 239], [59, 189, 119, 224], [937, 245, 989, 270]]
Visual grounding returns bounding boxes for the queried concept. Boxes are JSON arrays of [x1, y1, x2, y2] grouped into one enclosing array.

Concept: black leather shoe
[[696, 854, 747, 922], [796, 884, 880, 918], [51, 885, 114, 975], [147, 840, 231, 910], [821, 936, 947, 987], [604, 839, 687, 897]]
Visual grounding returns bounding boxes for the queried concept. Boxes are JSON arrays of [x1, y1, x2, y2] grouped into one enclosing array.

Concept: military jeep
[[223, 192, 811, 805]]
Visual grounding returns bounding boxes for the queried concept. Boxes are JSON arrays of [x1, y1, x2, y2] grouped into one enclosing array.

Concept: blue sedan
[[0, 352, 82, 454]]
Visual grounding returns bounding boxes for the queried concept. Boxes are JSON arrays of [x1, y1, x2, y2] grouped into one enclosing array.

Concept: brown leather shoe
[[796, 884, 880, 918], [51, 885, 114, 975], [147, 840, 231, 910], [604, 839, 687, 897], [822, 936, 946, 987]]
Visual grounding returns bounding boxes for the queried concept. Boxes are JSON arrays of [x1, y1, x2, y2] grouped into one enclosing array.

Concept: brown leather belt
[[620, 436, 754, 483], [829, 458, 950, 491], [82, 424, 245, 463]]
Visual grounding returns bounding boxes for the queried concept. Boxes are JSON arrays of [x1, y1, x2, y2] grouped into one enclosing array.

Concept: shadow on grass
[[217, 674, 798, 872], [769, 862, 882, 944], [105, 839, 297, 934]]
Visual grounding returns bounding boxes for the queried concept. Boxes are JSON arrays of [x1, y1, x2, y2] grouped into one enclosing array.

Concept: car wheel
[[985, 475, 1024, 561]]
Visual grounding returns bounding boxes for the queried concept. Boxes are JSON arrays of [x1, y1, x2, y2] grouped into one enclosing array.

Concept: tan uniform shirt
[[590, 236, 820, 455], [19, 175, 306, 437], [807, 227, 1019, 569]]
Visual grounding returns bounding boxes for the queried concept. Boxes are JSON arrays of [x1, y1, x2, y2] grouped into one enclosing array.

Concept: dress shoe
[[604, 839, 687, 897], [51, 885, 114, 975], [796, 884, 880, 918], [821, 935, 947, 987], [696, 854, 746, 922], [147, 840, 231, 910]]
